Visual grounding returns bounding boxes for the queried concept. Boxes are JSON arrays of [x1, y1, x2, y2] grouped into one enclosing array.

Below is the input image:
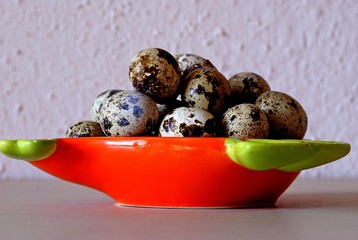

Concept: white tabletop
[[1, 179, 357, 240]]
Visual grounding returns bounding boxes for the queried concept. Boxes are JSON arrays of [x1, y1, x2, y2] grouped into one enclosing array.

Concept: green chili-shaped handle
[[0, 139, 57, 161], [225, 139, 350, 171]]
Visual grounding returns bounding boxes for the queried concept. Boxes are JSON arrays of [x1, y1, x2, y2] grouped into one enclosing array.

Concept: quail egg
[[228, 72, 270, 105], [175, 53, 217, 80], [98, 90, 159, 136], [255, 91, 308, 139], [156, 100, 184, 121], [65, 121, 105, 137], [181, 67, 231, 116], [129, 48, 181, 103], [152, 100, 184, 135], [218, 104, 270, 139], [159, 107, 216, 137], [91, 89, 123, 122]]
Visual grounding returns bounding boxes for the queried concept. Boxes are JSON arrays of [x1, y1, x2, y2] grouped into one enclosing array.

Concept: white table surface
[[1, 179, 358, 240]]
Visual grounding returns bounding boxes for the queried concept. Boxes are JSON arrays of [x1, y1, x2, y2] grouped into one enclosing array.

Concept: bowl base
[[114, 200, 277, 209]]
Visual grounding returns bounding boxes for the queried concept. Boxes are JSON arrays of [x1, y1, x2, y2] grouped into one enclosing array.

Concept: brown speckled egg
[[152, 100, 184, 135], [229, 72, 270, 105], [91, 89, 123, 122], [159, 107, 216, 137], [175, 53, 217, 80], [129, 48, 181, 103], [98, 90, 159, 136], [255, 91, 308, 139], [181, 67, 231, 116], [219, 104, 270, 139], [156, 100, 184, 121], [65, 121, 105, 137]]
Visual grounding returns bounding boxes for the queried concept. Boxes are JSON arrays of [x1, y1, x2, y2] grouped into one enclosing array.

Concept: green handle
[[0, 139, 57, 161], [278, 140, 351, 171], [226, 139, 350, 172]]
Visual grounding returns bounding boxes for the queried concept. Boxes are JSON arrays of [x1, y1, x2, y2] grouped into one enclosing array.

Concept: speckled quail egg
[[175, 53, 217, 80], [91, 89, 123, 122], [98, 90, 159, 136], [159, 107, 216, 137], [152, 100, 184, 135], [255, 91, 308, 139], [156, 100, 183, 121], [218, 104, 270, 139], [129, 48, 181, 103], [228, 72, 270, 105], [65, 121, 106, 137], [181, 67, 231, 116]]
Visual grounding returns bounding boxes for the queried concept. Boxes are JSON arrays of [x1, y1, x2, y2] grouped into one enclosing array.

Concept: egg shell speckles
[[229, 72, 271, 105], [182, 68, 231, 116], [65, 121, 105, 137], [219, 104, 270, 139], [156, 100, 184, 121], [255, 91, 308, 139], [175, 53, 217, 80], [98, 91, 159, 136], [91, 89, 123, 122], [129, 48, 181, 103], [159, 107, 216, 137]]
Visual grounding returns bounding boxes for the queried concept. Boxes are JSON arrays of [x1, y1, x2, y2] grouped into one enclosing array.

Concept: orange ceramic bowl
[[27, 137, 301, 208]]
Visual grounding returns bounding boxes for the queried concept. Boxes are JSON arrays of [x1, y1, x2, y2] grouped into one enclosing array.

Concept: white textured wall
[[0, 0, 357, 179]]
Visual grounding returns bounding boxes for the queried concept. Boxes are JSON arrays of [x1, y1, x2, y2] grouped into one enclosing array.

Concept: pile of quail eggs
[[65, 48, 308, 139]]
